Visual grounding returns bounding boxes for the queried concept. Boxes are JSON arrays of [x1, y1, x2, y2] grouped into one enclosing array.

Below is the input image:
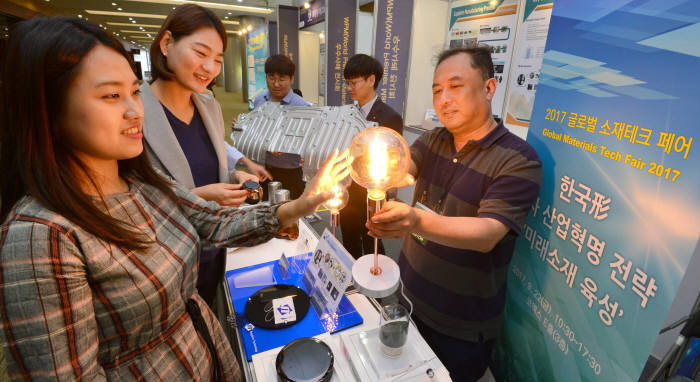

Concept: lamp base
[[352, 254, 400, 299]]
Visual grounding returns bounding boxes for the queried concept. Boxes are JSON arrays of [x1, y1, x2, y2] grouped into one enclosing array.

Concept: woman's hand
[[239, 157, 272, 182], [193, 183, 248, 207], [230, 170, 258, 184], [275, 149, 351, 227]]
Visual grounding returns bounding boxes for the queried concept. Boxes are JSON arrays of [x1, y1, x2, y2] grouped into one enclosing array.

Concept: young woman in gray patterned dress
[[0, 17, 348, 381]]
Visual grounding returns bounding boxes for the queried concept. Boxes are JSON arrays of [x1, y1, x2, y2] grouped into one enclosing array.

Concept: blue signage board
[[277, 5, 300, 89], [495, 1, 700, 381], [299, 0, 325, 29], [246, 25, 269, 107], [373, 0, 414, 117], [325, 0, 356, 106]]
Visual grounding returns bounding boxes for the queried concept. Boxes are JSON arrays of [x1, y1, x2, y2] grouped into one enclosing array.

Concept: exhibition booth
[[0, 0, 698, 381], [224, 0, 700, 381]]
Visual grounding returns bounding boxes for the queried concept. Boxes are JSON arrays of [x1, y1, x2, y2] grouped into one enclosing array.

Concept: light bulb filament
[[326, 185, 344, 212], [369, 139, 388, 182]]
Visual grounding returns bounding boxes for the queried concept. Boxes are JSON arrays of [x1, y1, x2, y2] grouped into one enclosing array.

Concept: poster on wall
[[447, 0, 519, 119], [373, 0, 414, 118], [246, 25, 269, 107], [502, 0, 553, 137], [278, 5, 300, 89], [299, 0, 325, 29], [325, 0, 356, 106], [495, 1, 700, 381]]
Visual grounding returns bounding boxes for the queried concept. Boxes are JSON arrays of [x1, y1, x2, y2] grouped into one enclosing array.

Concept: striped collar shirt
[[400, 120, 542, 341]]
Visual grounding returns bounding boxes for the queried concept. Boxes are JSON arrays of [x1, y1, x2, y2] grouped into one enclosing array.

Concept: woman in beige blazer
[[142, 4, 257, 305]]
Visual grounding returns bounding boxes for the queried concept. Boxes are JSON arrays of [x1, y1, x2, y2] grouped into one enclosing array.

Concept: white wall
[[356, 11, 374, 55], [404, 0, 449, 127], [298, 30, 321, 104]]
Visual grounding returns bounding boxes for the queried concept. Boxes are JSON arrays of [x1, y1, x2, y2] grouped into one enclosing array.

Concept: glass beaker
[[379, 303, 409, 357]]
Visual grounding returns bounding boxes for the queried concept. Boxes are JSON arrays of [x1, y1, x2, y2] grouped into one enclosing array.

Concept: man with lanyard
[[227, 54, 311, 198], [366, 46, 542, 381], [342, 54, 403, 259]]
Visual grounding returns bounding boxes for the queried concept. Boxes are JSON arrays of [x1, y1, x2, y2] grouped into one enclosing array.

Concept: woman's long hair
[[0, 17, 177, 250]]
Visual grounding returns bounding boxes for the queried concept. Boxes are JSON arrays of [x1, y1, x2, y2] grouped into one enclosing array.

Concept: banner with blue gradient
[[495, 0, 700, 381], [246, 25, 269, 107]]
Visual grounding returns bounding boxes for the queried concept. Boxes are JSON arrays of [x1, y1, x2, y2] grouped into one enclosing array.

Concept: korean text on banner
[[325, 0, 356, 106], [494, 1, 700, 381], [373, 0, 414, 117]]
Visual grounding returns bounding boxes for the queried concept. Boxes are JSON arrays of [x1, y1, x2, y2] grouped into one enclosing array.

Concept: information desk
[[220, 219, 451, 381]]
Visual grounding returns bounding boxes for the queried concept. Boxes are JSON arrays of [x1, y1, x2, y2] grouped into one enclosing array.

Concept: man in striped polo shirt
[[367, 46, 542, 381]]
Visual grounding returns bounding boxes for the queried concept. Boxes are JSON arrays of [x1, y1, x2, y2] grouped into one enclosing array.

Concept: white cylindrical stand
[[352, 254, 400, 298]]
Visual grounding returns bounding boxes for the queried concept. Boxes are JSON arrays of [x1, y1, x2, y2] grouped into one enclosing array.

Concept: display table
[[221, 219, 451, 381]]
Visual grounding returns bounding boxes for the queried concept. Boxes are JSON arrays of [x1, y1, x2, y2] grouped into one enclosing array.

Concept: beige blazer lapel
[[192, 92, 229, 183], [140, 83, 196, 188]]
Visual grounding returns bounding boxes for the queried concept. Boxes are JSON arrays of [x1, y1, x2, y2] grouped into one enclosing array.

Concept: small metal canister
[[268, 181, 282, 203], [274, 189, 291, 203]]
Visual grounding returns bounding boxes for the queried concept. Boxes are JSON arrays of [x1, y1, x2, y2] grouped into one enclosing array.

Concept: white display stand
[[223, 219, 451, 382]]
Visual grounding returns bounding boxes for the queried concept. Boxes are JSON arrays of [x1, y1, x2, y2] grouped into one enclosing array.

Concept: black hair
[[436, 46, 494, 80], [264, 54, 295, 77], [343, 54, 383, 90], [1, 17, 177, 250]]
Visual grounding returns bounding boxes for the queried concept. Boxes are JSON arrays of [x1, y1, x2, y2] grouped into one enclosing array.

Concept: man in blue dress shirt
[[227, 54, 312, 198]]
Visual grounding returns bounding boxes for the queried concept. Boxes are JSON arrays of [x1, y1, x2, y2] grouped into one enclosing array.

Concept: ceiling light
[[108, 22, 161, 27], [132, 20, 137, 23], [112, 2, 117, 5], [304, 2, 310, 9], [122, 0, 273, 15], [227, 12, 232, 15], [237, 31, 242, 35], [237, 0, 242, 2], [222, 20, 240, 25], [319, 32, 324, 39], [99, 24, 104, 27], [128, 17, 133, 20], [246, 25, 252, 31], [224, 16, 228, 19], [117, 8, 123, 10], [147, 33, 152, 37], [86, 10, 167, 19]]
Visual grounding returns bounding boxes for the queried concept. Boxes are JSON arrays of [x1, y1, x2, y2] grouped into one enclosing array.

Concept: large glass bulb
[[349, 126, 411, 199]]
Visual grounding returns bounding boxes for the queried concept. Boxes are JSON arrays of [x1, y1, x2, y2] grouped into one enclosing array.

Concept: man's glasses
[[345, 78, 365, 89], [267, 75, 291, 85]]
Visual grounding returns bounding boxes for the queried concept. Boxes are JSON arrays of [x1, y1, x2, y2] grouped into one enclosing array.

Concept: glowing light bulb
[[323, 185, 349, 213], [349, 126, 411, 200]]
